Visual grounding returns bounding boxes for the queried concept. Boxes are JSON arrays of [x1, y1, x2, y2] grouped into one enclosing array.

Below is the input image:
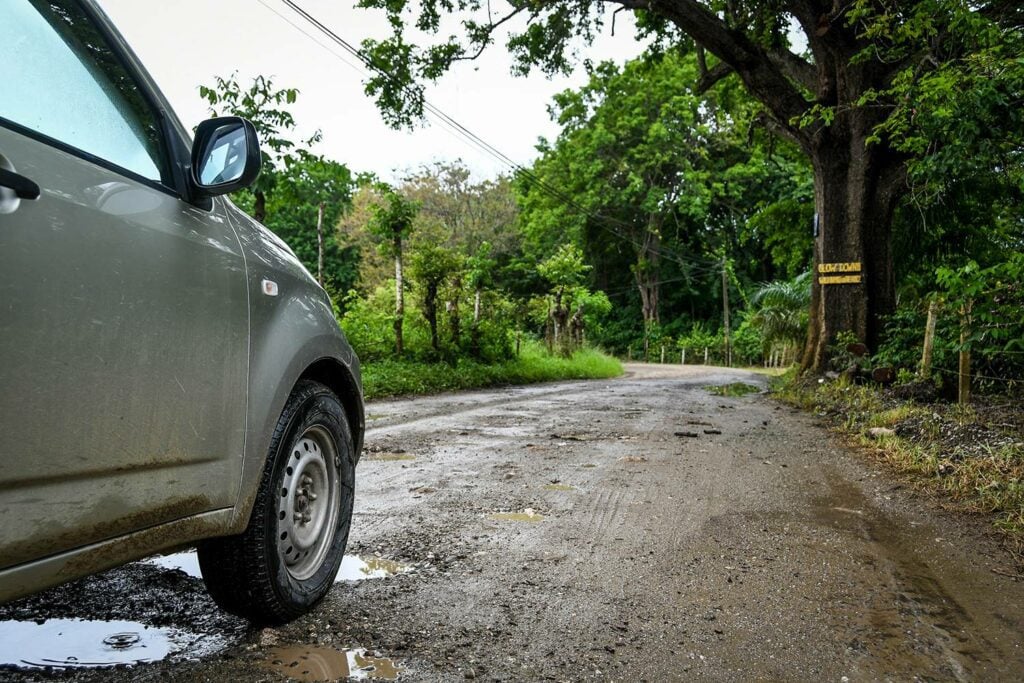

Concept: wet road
[[2, 364, 1023, 681]]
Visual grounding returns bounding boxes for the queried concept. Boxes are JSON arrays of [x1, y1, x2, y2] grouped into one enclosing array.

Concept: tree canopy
[[352, 0, 1024, 371]]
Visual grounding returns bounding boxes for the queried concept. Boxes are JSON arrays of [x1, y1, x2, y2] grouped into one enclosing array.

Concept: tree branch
[[625, 0, 811, 142], [452, 6, 528, 62], [697, 61, 733, 93], [767, 48, 816, 92], [749, 110, 801, 147]]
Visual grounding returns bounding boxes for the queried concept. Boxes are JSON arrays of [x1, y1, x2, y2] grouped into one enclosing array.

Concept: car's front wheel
[[198, 380, 355, 623]]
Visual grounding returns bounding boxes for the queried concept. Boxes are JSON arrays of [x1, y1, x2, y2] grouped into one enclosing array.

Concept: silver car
[[0, 0, 363, 623]]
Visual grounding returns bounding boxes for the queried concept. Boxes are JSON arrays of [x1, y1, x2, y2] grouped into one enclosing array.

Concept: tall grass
[[361, 342, 622, 400]]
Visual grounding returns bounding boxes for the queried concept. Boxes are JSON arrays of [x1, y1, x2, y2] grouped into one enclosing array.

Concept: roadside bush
[[361, 341, 622, 399], [877, 253, 1024, 395], [677, 322, 722, 363], [731, 315, 765, 366]]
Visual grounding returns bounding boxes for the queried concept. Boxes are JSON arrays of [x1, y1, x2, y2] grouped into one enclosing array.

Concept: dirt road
[[3, 364, 1023, 681]]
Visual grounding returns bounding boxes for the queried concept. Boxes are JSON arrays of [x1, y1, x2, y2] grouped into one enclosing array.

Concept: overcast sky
[[98, 0, 645, 182]]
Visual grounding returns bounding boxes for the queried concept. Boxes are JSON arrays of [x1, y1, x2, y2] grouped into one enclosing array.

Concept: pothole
[[0, 618, 226, 670], [336, 556, 412, 582], [705, 382, 760, 397], [263, 645, 401, 681], [489, 509, 545, 523]]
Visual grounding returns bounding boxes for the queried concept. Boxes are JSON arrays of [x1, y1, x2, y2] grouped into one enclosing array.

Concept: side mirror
[[190, 117, 261, 198]]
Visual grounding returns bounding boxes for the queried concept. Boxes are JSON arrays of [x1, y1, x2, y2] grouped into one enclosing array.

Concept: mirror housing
[[190, 117, 261, 201]]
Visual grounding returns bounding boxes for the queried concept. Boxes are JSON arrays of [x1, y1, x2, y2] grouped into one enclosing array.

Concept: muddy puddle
[[0, 618, 225, 670], [812, 469, 1013, 678], [336, 555, 412, 582], [365, 452, 416, 462], [543, 483, 575, 491], [144, 551, 411, 584], [489, 509, 544, 523], [144, 551, 202, 578], [264, 645, 401, 681]]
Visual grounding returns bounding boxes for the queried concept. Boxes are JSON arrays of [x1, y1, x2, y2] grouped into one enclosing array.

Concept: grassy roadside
[[361, 345, 622, 400], [774, 373, 1024, 559]]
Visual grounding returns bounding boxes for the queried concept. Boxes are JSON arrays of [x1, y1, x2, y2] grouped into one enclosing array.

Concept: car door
[[0, 0, 249, 569]]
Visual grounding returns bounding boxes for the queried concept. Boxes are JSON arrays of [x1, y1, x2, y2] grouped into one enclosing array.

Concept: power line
[[266, 0, 723, 273]]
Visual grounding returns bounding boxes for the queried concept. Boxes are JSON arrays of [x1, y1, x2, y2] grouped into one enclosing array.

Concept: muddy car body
[[0, 0, 363, 622]]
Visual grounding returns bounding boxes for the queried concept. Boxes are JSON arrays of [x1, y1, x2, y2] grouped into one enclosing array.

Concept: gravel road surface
[[3, 364, 1023, 682]]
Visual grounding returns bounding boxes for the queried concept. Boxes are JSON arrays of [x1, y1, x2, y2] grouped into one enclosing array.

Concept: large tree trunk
[[801, 126, 903, 373]]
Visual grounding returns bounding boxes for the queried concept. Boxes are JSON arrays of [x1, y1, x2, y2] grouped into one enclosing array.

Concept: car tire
[[197, 380, 355, 624]]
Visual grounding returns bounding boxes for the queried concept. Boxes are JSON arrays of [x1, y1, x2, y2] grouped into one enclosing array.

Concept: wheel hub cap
[[278, 427, 340, 580]]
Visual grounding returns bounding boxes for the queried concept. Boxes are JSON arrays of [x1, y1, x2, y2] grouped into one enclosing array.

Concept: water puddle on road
[[489, 509, 545, 523], [543, 484, 575, 491], [336, 555, 412, 582], [365, 452, 416, 462], [0, 618, 225, 670], [144, 551, 202, 578], [264, 645, 401, 681]]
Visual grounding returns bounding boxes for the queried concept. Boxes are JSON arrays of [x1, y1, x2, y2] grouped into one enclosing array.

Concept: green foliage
[[270, 151, 358, 291], [200, 73, 322, 206], [518, 51, 812, 354], [537, 244, 590, 291], [750, 273, 811, 349], [677, 322, 721, 357], [732, 316, 766, 367], [201, 74, 358, 293], [366, 185, 418, 255], [341, 278, 517, 364], [877, 254, 1024, 395]]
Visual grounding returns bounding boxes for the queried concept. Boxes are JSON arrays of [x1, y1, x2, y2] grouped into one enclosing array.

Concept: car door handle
[[0, 167, 41, 200]]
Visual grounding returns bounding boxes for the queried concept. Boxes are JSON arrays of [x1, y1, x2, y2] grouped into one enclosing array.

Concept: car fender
[[223, 206, 363, 534]]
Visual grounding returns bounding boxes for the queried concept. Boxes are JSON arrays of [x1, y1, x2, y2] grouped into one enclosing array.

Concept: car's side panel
[[0, 508, 233, 603], [222, 209, 363, 533], [0, 127, 249, 572]]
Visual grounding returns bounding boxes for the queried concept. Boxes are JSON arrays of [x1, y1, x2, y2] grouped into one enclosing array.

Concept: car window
[[0, 0, 170, 185]]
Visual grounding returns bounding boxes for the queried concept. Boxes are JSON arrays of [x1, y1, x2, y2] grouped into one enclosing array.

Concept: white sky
[[97, 0, 646, 182]]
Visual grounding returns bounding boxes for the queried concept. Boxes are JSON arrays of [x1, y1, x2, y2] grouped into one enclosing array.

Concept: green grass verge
[[361, 345, 623, 400]]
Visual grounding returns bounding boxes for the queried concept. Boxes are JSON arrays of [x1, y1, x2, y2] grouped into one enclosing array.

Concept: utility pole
[[721, 258, 731, 367]]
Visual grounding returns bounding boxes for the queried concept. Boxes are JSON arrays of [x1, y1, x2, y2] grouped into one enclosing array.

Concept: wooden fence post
[[958, 300, 972, 406], [920, 298, 938, 380], [681, 349, 686, 365], [627, 345, 632, 362], [703, 347, 709, 365], [660, 345, 665, 364]]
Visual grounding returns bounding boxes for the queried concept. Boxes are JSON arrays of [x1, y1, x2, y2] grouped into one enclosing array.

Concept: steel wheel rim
[[278, 425, 340, 580]]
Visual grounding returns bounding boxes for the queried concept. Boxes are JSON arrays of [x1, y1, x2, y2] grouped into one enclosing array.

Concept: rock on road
[[3, 364, 1023, 681]]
